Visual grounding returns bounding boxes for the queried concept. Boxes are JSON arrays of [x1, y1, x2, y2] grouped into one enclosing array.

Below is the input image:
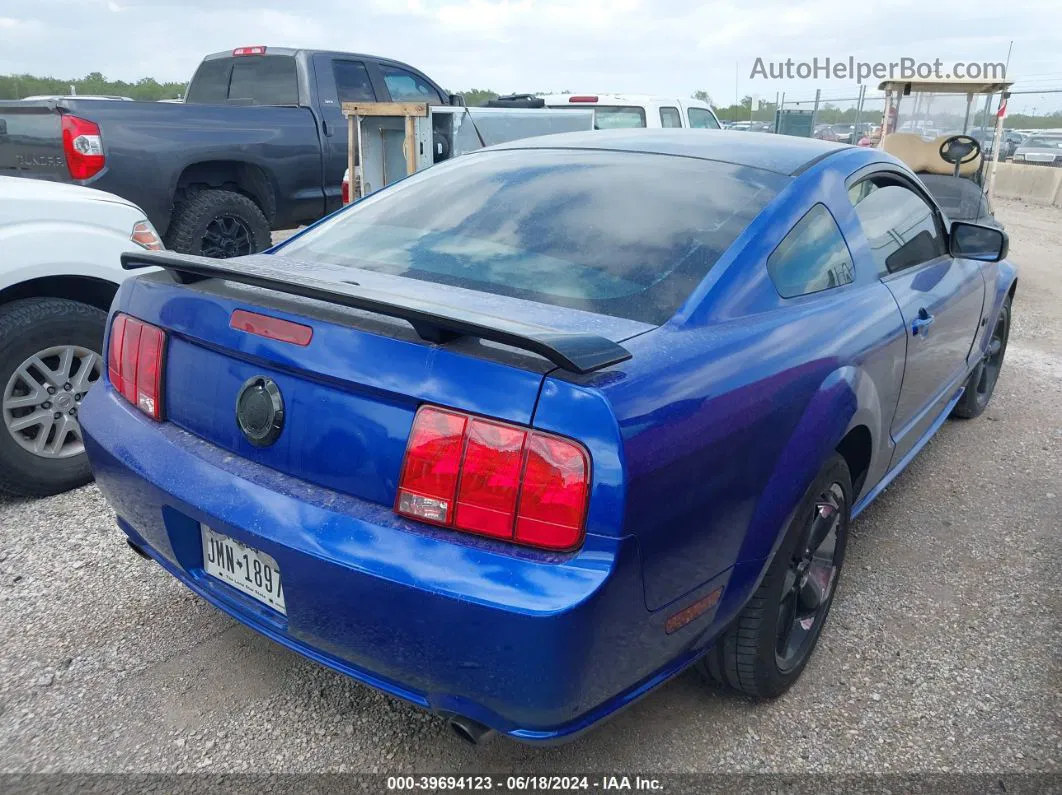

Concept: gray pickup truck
[[0, 48, 461, 256]]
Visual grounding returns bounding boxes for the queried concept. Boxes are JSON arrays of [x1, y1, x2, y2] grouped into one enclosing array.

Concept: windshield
[[278, 149, 784, 324], [894, 92, 975, 137]]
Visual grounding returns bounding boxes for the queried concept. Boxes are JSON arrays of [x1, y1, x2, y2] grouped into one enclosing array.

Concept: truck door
[[848, 174, 985, 464], [311, 54, 378, 214]]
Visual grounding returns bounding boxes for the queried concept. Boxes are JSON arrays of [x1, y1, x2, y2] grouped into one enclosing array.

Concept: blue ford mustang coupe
[[81, 130, 1016, 744]]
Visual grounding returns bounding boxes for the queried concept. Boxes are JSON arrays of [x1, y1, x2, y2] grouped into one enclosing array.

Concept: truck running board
[[121, 251, 632, 375]]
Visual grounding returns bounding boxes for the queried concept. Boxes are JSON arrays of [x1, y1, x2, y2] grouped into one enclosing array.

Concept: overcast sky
[[1, 0, 1059, 111]]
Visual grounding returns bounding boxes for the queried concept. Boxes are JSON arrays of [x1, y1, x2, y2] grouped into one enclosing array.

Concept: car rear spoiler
[[121, 252, 632, 375]]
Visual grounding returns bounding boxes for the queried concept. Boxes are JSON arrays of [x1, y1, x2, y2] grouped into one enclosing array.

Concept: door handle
[[322, 119, 333, 137], [911, 308, 935, 337]]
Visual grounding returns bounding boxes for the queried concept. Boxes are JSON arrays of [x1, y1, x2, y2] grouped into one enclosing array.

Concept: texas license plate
[[201, 525, 286, 614]]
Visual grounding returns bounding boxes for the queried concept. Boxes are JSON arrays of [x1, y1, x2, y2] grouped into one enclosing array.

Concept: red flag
[[997, 96, 1008, 119]]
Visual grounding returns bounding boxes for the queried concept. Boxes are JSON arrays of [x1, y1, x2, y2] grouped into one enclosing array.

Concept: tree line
[[0, 72, 186, 101], [4, 74, 1059, 130]]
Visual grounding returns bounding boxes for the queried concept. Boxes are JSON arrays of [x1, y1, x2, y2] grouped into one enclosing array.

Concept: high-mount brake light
[[233, 46, 267, 56]]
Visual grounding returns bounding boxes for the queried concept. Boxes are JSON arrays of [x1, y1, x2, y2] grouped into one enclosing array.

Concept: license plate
[[1025, 153, 1055, 162], [201, 525, 286, 614]]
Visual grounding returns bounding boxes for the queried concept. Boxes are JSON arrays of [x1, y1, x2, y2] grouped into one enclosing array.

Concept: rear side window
[[380, 64, 442, 103], [660, 107, 682, 128], [849, 180, 946, 275], [687, 107, 720, 129], [279, 149, 784, 324], [228, 56, 299, 105], [767, 204, 854, 298], [333, 60, 376, 103]]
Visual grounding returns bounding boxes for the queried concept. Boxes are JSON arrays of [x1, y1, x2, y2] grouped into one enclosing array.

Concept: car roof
[[485, 129, 848, 176]]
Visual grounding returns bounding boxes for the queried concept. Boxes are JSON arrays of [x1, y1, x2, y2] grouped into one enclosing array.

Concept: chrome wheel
[[2, 345, 101, 459], [775, 482, 846, 673]]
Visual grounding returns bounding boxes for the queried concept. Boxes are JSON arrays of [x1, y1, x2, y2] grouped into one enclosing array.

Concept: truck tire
[[166, 188, 271, 257], [0, 298, 106, 498]]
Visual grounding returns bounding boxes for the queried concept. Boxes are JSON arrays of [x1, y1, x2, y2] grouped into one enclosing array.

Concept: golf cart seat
[[917, 173, 999, 227], [882, 132, 982, 177]]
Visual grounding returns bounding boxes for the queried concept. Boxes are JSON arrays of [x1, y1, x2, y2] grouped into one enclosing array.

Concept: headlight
[[131, 220, 164, 250]]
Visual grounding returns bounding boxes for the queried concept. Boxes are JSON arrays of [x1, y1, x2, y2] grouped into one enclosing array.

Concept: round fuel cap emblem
[[236, 376, 284, 447]]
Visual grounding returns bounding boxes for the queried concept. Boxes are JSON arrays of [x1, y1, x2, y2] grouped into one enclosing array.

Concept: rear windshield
[[186, 55, 299, 105], [278, 149, 783, 324], [549, 105, 647, 129]]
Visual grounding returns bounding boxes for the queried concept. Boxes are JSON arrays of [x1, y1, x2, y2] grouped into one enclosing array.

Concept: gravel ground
[[0, 199, 1059, 775]]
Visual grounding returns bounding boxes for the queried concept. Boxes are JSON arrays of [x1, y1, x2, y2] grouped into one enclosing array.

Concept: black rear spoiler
[[121, 252, 632, 375]]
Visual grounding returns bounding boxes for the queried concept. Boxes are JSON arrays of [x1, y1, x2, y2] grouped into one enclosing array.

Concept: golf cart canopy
[[878, 78, 1015, 95]]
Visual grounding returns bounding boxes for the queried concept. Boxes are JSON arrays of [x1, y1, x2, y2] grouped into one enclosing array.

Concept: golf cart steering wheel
[[939, 135, 981, 166]]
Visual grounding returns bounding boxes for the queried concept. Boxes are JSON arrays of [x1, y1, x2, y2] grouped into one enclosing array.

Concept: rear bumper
[[81, 386, 723, 741]]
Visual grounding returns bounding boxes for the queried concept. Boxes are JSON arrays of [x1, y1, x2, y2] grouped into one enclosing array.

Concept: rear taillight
[[61, 114, 105, 180], [395, 406, 590, 551], [341, 177, 350, 205], [107, 314, 165, 420]]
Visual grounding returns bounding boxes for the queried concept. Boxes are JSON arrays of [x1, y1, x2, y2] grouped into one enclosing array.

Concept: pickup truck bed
[[0, 48, 457, 256]]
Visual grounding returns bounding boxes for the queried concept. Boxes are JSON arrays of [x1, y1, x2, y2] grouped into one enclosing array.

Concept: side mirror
[[449, 93, 466, 107], [949, 221, 1008, 262]]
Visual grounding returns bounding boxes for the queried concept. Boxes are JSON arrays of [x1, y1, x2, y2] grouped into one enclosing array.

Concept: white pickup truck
[[538, 94, 722, 130], [0, 177, 161, 497]]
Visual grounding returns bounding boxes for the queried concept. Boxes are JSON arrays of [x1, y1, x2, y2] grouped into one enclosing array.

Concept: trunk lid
[[118, 253, 647, 509], [0, 101, 70, 181]]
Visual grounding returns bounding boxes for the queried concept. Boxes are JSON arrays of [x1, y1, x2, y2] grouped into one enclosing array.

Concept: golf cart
[[878, 78, 1014, 228]]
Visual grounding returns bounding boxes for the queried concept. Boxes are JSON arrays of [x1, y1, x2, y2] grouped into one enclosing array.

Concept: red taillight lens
[[61, 114, 105, 180], [396, 406, 590, 551], [454, 420, 525, 539], [515, 434, 590, 550], [107, 313, 165, 420], [341, 176, 350, 205], [568, 95, 599, 103], [395, 408, 467, 525]]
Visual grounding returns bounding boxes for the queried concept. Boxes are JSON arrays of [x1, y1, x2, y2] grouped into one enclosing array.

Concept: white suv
[[539, 94, 722, 130], [0, 177, 162, 497]]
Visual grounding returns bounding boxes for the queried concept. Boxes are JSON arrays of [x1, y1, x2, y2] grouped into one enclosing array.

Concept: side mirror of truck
[[449, 93, 466, 107]]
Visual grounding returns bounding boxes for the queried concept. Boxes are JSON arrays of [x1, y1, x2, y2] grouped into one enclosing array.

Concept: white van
[[538, 94, 722, 130]]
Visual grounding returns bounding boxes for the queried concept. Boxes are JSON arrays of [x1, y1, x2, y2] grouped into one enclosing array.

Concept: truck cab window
[[379, 65, 442, 104], [333, 61, 376, 103], [659, 107, 682, 128]]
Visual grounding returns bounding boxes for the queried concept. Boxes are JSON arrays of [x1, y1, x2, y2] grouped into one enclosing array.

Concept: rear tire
[[952, 297, 1011, 419], [0, 298, 105, 498], [165, 188, 271, 257], [700, 453, 852, 699]]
